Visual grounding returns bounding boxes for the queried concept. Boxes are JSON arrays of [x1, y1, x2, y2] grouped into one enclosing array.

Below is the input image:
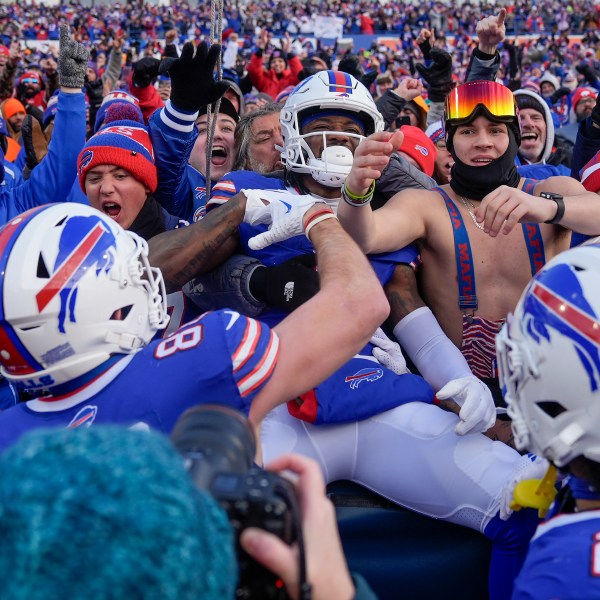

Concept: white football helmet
[[280, 70, 384, 187], [0, 204, 168, 393], [496, 244, 600, 467]]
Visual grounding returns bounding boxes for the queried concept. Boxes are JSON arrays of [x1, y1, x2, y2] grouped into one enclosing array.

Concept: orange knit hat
[[3, 98, 26, 121]]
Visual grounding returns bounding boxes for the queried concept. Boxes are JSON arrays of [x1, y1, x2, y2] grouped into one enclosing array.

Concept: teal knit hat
[[0, 427, 237, 600]]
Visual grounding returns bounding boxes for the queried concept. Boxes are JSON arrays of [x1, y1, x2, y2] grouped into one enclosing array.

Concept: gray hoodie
[[514, 88, 555, 164]]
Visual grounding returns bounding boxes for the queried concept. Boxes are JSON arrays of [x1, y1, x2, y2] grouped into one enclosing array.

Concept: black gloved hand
[[576, 63, 599, 85], [21, 115, 38, 171], [418, 37, 432, 61], [132, 57, 161, 88], [249, 253, 319, 312], [159, 41, 230, 112], [414, 48, 454, 102], [550, 86, 571, 104]]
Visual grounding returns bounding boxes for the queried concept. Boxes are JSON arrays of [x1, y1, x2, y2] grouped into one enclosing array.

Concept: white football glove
[[499, 454, 550, 521], [242, 193, 325, 250], [370, 327, 410, 375], [436, 375, 496, 436], [242, 189, 275, 226]]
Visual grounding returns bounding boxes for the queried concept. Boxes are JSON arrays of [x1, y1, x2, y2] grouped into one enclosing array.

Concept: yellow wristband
[[343, 181, 375, 201]]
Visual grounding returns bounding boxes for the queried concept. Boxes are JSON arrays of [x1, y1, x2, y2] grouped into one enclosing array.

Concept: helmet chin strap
[[309, 146, 354, 188]]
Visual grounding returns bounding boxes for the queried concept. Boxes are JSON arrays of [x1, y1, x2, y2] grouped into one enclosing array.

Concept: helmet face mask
[[280, 70, 384, 188], [496, 244, 600, 467], [0, 204, 168, 394]]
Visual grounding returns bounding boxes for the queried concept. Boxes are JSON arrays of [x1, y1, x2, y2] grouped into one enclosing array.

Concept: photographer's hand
[[240, 454, 355, 600]]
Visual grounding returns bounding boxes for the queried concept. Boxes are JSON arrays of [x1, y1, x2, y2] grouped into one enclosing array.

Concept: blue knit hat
[[78, 119, 157, 192], [94, 90, 143, 132], [0, 426, 237, 600]]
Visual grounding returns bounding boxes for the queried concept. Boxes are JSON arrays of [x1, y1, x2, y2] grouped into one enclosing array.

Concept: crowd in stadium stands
[[0, 3, 600, 599], [1, 0, 599, 42], [0, 0, 597, 107]]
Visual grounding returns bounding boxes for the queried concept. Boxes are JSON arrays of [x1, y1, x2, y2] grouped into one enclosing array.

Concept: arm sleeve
[[12, 91, 86, 214], [393, 306, 472, 391], [375, 89, 406, 130], [465, 50, 500, 83], [219, 309, 279, 403], [102, 47, 123, 87], [148, 99, 198, 219]]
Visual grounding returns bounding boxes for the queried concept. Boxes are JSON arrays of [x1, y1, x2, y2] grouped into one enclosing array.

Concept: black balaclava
[[447, 119, 521, 201]]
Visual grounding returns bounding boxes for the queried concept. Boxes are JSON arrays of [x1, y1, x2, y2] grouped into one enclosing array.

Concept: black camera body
[[171, 404, 301, 600], [213, 468, 297, 598]]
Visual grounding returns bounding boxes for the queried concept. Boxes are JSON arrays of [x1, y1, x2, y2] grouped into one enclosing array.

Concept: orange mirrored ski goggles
[[445, 80, 517, 122]]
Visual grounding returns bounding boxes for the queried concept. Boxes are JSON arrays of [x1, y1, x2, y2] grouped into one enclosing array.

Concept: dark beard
[[22, 87, 39, 99]]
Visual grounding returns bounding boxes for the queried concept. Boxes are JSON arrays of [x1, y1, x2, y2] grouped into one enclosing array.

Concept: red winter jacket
[[247, 51, 302, 100]]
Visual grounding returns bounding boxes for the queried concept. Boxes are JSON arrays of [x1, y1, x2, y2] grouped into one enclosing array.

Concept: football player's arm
[[385, 265, 496, 435], [148, 193, 244, 293], [248, 207, 389, 424]]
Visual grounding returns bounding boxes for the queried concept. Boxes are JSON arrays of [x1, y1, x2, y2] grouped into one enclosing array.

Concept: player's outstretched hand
[[437, 375, 496, 435], [242, 190, 329, 250]]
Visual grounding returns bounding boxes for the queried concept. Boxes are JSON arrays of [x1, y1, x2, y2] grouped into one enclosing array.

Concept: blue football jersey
[[0, 310, 279, 452], [512, 510, 600, 599], [161, 290, 203, 338], [205, 171, 435, 424], [210, 170, 420, 268]]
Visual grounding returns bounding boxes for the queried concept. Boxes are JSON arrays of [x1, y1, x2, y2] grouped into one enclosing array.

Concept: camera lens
[[171, 404, 257, 490]]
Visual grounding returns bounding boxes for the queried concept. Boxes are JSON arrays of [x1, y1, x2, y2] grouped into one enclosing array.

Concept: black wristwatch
[[541, 192, 565, 225]]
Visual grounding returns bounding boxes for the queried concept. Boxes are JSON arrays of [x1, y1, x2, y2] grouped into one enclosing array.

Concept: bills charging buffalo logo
[[522, 261, 600, 391], [345, 367, 384, 389], [78, 149, 93, 174], [35, 215, 117, 333], [67, 405, 98, 429]]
